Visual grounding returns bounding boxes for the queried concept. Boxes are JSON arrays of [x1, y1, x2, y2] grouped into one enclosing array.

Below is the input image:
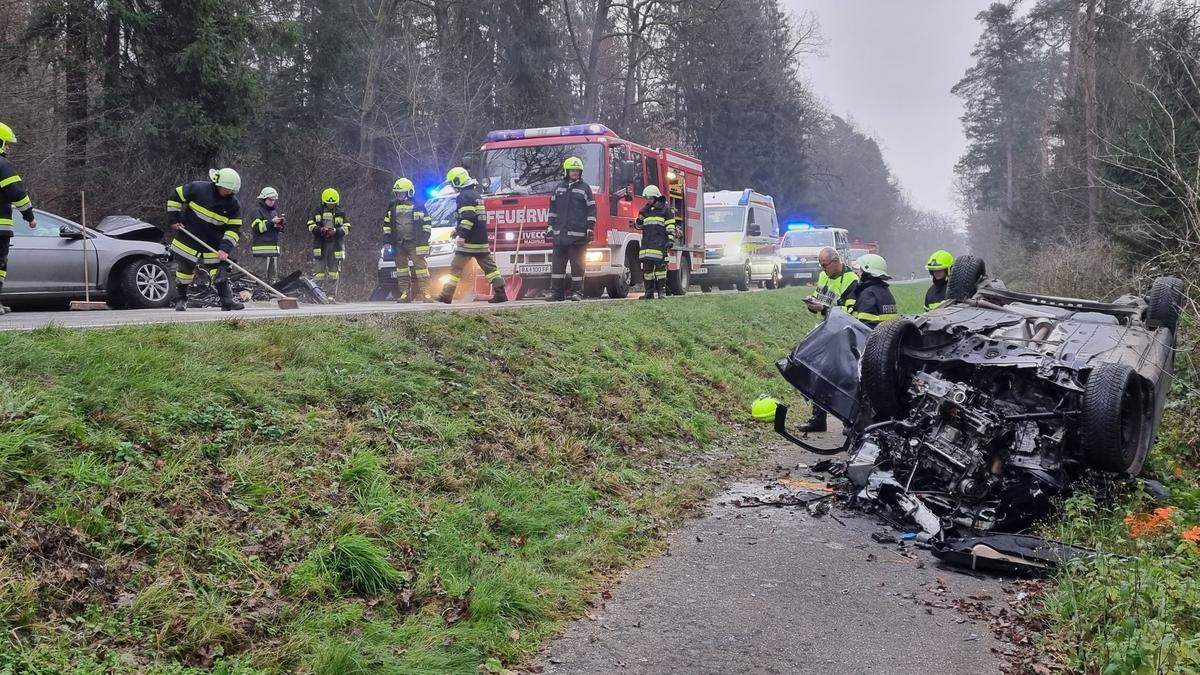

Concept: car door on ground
[[6, 212, 97, 295]]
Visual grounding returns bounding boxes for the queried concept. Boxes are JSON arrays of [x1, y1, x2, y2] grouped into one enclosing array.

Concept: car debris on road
[[771, 256, 1183, 573]]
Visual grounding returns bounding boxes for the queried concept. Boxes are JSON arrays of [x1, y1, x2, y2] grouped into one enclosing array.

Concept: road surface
[[535, 430, 1008, 675], [0, 297, 622, 332]]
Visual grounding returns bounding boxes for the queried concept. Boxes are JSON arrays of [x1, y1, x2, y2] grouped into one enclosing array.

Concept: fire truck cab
[[476, 124, 706, 298]]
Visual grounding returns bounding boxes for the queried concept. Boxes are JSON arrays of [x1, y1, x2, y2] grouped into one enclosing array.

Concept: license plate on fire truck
[[517, 264, 551, 275]]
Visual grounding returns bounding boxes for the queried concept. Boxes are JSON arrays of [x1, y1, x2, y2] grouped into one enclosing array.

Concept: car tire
[[666, 254, 690, 296], [765, 267, 780, 290], [1081, 362, 1147, 474], [700, 284, 713, 293], [861, 318, 917, 419], [947, 255, 986, 301], [608, 249, 637, 299], [119, 257, 172, 309], [735, 265, 751, 292], [1145, 276, 1183, 332]]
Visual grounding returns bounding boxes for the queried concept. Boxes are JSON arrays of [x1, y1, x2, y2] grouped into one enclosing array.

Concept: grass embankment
[[1041, 318, 1200, 674], [0, 286, 923, 673]]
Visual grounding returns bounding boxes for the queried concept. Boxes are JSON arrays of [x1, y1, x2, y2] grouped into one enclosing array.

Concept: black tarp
[[776, 309, 871, 424]]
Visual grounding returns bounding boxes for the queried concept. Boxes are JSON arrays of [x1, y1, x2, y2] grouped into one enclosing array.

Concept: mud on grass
[[0, 286, 924, 673]]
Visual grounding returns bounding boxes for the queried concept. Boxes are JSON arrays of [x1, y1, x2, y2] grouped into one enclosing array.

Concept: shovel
[[504, 220, 527, 300], [177, 226, 299, 309]]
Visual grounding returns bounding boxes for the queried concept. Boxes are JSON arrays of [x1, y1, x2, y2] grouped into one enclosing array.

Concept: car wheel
[[861, 318, 917, 419], [735, 265, 751, 291], [608, 249, 637, 299], [667, 254, 690, 296], [947, 255, 986, 301], [765, 268, 779, 290], [700, 284, 712, 293], [1145, 276, 1183, 332], [120, 257, 172, 308], [1081, 362, 1147, 474]]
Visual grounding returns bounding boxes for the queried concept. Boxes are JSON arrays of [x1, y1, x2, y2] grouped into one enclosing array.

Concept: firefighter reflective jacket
[[250, 202, 281, 256], [636, 199, 675, 260], [383, 198, 431, 247], [166, 180, 243, 256], [0, 155, 33, 235], [454, 182, 490, 254], [853, 275, 899, 327], [548, 178, 596, 245], [307, 207, 350, 243], [925, 278, 948, 311], [815, 269, 859, 311]]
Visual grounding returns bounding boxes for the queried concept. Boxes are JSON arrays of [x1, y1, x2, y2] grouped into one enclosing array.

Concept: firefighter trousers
[[312, 238, 343, 294], [0, 235, 10, 290], [394, 239, 429, 299], [550, 242, 586, 294], [443, 251, 503, 293], [254, 255, 279, 283], [641, 260, 667, 284]]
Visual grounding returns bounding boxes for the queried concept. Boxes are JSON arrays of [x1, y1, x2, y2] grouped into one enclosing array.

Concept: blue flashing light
[[786, 222, 812, 231], [738, 189, 751, 206], [485, 123, 611, 143]]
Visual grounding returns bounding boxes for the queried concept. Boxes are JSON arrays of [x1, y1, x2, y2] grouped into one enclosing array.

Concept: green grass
[[1039, 319, 1200, 673], [0, 285, 924, 673]]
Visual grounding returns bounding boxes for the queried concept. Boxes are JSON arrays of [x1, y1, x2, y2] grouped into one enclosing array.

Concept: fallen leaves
[[1124, 506, 1176, 538]]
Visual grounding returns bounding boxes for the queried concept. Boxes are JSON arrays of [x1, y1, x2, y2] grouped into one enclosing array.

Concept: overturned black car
[[775, 256, 1183, 540]]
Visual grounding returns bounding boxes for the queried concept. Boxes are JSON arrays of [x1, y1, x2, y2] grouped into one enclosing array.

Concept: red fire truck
[[473, 124, 706, 298]]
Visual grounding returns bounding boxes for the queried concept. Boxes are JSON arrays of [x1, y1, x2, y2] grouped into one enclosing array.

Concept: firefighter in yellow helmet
[[0, 122, 36, 314], [383, 177, 431, 302], [635, 184, 675, 300], [924, 250, 953, 310], [307, 188, 351, 299], [437, 167, 507, 304], [545, 156, 596, 302], [166, 168, 244, 311]]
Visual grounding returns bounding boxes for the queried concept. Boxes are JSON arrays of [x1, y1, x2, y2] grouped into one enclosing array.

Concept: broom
[[69, 191, 109, 311], [177, 226, 299, 309]]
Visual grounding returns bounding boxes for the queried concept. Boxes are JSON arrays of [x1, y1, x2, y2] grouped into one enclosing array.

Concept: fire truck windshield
[[479, 143, 603, 196]]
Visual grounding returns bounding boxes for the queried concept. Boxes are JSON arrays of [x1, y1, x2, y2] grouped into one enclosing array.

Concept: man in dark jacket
[[924, 249, 953, 310], [306, 188, 351, 299], [0, 122, 36, 314], [166, 168, 244, 311], [852, 253, 900, 328], [545, 156, 596, 302], [384, 177, 432, 302], [635, 185, 675, 300], [250, 187, 284, 283], [437, 166, 507, 304]]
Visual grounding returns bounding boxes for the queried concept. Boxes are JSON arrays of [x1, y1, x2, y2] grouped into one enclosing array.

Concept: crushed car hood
[[95, 215, 164, 242]]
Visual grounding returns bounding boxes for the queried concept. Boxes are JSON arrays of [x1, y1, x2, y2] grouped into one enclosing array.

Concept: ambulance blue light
[[485, 124, 610, 142], [738, 189, 751, 206], [786, 222, 812, 231]]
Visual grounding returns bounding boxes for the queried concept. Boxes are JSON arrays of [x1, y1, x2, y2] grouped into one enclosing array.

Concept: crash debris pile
[[773, 257, 1184, 572]]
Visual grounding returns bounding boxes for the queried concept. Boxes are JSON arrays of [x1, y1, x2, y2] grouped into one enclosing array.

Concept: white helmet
[[857, 253, 890, 279], [258, 186, 279, 201], [209, 168, 242, 194], [642, 185, 662, 199]]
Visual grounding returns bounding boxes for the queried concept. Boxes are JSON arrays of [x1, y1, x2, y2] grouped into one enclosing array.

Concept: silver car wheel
[[136, 262, 170, 302]]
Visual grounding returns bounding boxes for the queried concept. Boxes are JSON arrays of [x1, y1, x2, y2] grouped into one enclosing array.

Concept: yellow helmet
[[393, 177, 415, 196], [751, 396, 780, 422], [0, 123, 16, 153], [562, 156, 584, 174], [446, 166, 471, 188], [926, 250, 954, 272], [321, 188, 340, 205]]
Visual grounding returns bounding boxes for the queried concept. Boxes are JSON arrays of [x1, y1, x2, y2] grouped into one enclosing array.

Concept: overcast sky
[[784, 0, 995, 216]]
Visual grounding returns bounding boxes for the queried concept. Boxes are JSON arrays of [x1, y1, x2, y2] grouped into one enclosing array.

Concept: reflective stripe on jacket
[[166, 180, 243, 254], [548, 179, 597, 245], [0, 156, 33, 234]]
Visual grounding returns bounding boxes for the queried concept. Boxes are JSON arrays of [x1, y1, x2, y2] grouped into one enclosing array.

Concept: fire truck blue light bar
[[486, 124, 611, 142]]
